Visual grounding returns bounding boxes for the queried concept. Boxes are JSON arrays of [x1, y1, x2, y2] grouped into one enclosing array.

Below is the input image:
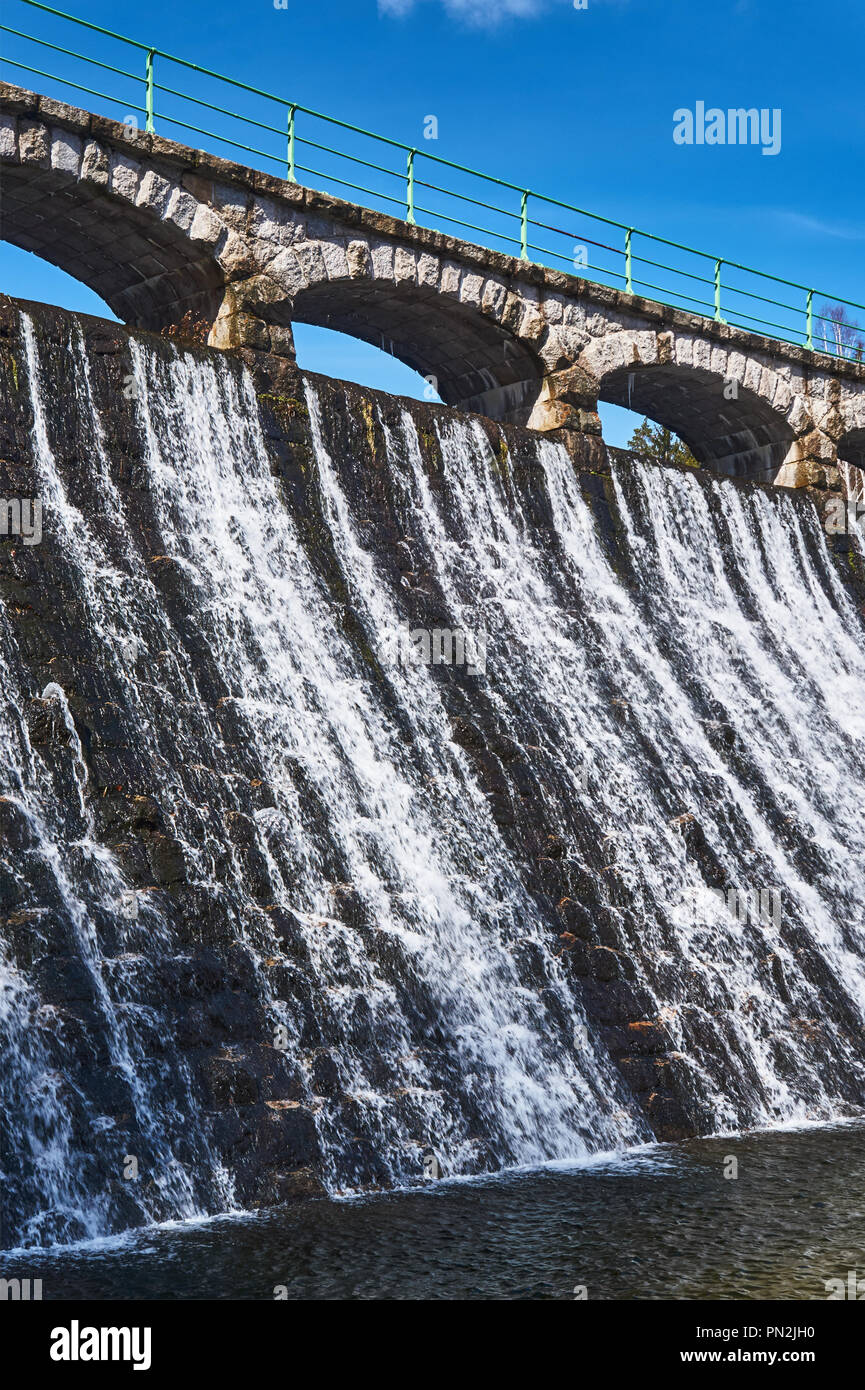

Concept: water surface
[[5, 1122, 863, 1300]]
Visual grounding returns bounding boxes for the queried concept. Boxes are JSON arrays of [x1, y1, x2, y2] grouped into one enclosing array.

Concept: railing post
[[714, 258, 722, 322], [145, 49, 155, 134], [806, 288, 813, 350], [625, 228, 633, 295], [287, 103, 297, 183], [520, 190, 529, 260], [406, 148, 416, 224]]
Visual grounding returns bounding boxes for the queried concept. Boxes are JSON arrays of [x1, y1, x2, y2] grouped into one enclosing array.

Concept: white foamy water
[[3, 319, 865, 1249]]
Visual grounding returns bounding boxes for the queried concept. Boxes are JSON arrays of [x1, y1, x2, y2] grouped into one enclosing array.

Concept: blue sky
[[2, 0, 863, 445]]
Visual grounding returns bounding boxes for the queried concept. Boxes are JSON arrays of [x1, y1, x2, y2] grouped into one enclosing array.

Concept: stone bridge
[[2, 80, 865, 486]]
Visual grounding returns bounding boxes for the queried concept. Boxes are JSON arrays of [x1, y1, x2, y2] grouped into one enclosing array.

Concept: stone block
[[18, 120, 49, 167], [109, 151, 140, 201], [0, 114, 17, 161], [80, 140, 109, 187]]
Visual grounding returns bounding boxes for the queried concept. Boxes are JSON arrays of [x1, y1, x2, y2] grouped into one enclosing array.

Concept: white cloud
[[779, 211, 865, 243], [379, 0, 576, 26]]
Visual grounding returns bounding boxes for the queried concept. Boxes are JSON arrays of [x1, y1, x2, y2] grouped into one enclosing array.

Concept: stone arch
[[287, 274, 546, 417], [0, 95, 550, 414], [5, 84, 865, 457], [0, 121, 237, 334], [579, 330, 798, 479]]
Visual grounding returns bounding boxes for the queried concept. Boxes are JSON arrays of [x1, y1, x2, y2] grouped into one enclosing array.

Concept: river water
[[3, 1121, 863, 1300]]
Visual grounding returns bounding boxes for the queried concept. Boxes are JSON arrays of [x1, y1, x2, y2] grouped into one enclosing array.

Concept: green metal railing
[[2, 0, 864, 364]]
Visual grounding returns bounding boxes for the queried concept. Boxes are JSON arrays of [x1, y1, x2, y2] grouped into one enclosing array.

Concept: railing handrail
[[2, 0, 865, 363]]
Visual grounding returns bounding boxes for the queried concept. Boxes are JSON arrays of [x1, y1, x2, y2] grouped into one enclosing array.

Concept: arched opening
[[839, 428, 865, 473], [293, 324, 443, 403], [0, 159, 224, 332], [291, 278, 544, 423], [838, 428, 865, 501], [0, 243, 117, 321], [598, 363, 795, 481], [597, 400, 695, 457]]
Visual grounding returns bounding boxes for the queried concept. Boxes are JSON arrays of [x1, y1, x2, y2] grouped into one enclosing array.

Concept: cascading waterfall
[[355, 405, 865, 1128], [555, 451, 865, 1116], [126, 342, 640, 1180], [2, 310, 865, 1249], [1, 319, 235, 1248]]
